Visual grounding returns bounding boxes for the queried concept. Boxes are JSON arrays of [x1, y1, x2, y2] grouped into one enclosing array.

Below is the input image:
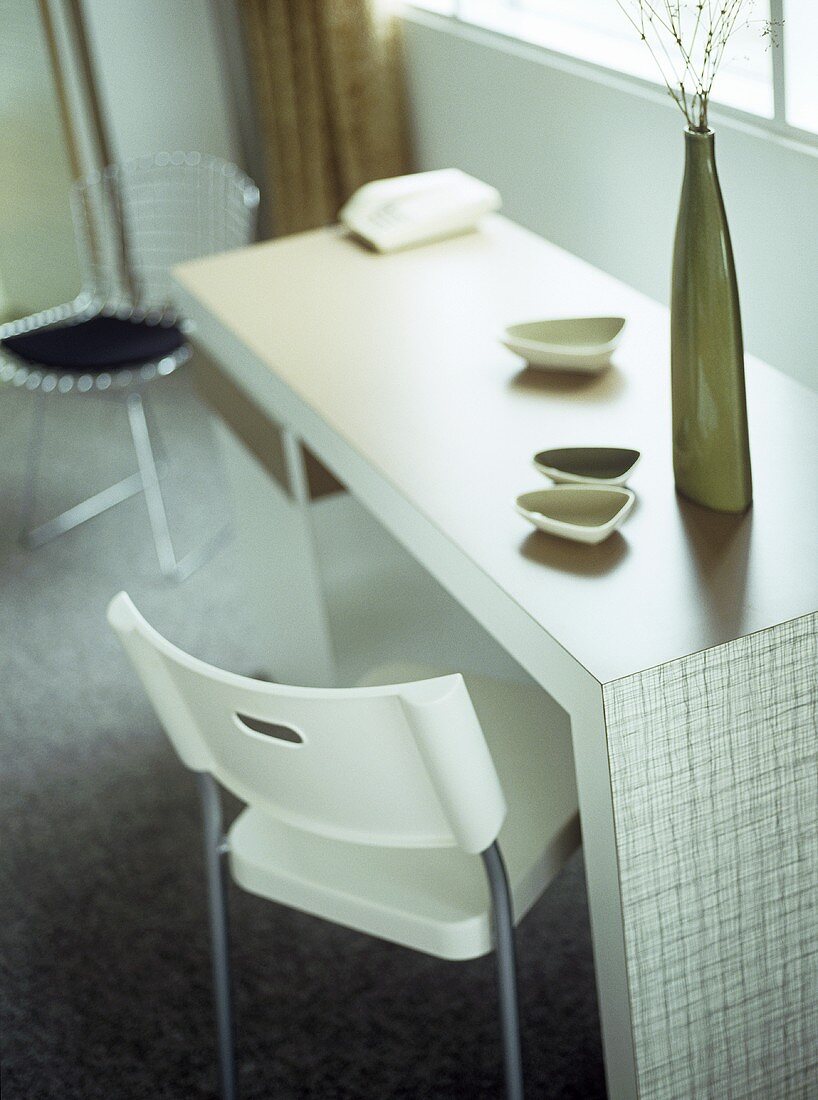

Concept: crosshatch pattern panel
[[604, 614, 817, 1100]]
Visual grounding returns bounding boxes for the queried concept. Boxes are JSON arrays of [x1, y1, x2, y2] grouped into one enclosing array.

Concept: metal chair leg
[[23, 470, 150, 549], [127, 389, 231, 582], [141, 387, 168, 465], [19, 391, 47, 545], [18, 384, 229, 579], [126, 391, 178, 577], [196, 772, 238, 1100], [482, 842, 524, 1100], [19, 391, 162, 550]]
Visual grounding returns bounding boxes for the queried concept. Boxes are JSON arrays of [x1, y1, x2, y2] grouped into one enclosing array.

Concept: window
[[783, 1, 818, 133], [409, 1, 818, 139]]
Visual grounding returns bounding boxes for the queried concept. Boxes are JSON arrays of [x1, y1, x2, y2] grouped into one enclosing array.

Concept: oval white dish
[[515, 485, 635, 545], [533, 446, 641, 486], [502, 316, 626, 373]]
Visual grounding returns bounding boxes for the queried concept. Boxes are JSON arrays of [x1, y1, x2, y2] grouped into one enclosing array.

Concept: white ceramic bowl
[[533, 446, 641, 486], [515, 485, 635, 544], [502, 316, 626, 373]]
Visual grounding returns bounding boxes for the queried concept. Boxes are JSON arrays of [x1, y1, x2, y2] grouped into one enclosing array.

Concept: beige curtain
[[240, 0, 411, 236]]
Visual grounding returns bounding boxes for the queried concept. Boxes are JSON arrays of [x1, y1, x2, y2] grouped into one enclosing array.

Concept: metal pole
[[481, 842, 524, 1100], [196, 772, 238, 1100], [126, 391, 177, 577], [19, 392, 47, 545]]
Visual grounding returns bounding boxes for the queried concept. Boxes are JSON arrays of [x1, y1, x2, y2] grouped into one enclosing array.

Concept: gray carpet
[[0, 372, 606, 1099]]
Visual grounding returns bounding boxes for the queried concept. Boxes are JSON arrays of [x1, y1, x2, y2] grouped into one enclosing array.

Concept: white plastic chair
[[108, 592, 580, 1100]]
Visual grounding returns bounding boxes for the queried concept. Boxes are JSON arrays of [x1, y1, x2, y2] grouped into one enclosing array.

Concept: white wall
[[402, 11, 818, 390], [81, 0, 238, 165]]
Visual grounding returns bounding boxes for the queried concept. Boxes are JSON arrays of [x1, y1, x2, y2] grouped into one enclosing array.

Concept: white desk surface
[[174, 215, 818, 684]]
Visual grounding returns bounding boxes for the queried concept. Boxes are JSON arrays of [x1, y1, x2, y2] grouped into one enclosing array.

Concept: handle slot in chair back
[[108, 592, 506, 855]]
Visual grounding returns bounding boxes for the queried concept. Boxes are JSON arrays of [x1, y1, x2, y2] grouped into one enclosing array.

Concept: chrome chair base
[[22, 468, 149, 550], [20, 388, 230, 582]]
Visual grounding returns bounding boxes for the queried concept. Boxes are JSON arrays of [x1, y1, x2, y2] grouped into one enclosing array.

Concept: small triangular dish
[[533, 447, 640, 486], [516, 485, 635, 544]]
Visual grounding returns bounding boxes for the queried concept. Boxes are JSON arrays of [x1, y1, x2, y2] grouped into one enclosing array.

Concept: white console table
[[173, 216, 817, 1099]]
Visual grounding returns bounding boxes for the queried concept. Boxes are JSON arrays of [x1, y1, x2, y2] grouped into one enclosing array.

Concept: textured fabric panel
[[604, 614, 818, 1100]]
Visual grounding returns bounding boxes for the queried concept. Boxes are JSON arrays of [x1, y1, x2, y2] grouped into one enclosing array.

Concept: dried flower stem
[[615, 0, 776, 131]]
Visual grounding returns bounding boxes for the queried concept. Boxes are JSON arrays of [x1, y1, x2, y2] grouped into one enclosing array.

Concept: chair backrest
[[72, 152, 259, 317], [108, 593, 507, 855]]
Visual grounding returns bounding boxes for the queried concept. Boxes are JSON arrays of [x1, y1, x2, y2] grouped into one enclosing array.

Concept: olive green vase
[[671, 128, 752, 513]]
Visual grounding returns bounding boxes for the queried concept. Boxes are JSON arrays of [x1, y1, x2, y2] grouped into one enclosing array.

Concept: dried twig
[[615, 0, 780, 131]]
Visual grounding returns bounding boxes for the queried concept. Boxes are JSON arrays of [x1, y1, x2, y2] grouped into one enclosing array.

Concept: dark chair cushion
[[1, 315, 185, 372]]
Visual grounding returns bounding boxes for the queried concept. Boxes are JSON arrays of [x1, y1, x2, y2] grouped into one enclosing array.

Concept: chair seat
[[229, 666, 580, 961], [1, 314, 185, 372]]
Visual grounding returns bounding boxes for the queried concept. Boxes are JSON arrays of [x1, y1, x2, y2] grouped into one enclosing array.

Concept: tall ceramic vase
[[671, 128, 752, 513]]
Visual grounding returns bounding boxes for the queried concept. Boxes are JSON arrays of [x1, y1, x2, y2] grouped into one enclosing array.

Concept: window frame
[[405, 0, 818, 151]]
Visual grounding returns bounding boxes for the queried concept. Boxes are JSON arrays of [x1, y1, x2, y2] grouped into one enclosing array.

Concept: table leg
[[567, 686, 639, 1100]]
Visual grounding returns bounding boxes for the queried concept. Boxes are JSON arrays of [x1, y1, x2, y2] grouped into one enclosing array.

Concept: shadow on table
[[519, 528, 630, 575], [675, 492, 754, 640], [507, 362, 627, 403]]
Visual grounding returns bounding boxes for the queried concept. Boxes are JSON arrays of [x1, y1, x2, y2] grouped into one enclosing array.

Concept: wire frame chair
[[0, 152, 259, 579]]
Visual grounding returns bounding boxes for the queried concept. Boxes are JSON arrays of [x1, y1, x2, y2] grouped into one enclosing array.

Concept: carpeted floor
[[0, 373, 607, 1099]]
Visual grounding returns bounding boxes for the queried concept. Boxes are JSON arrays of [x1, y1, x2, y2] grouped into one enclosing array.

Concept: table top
[[174, 215, 818, 683]]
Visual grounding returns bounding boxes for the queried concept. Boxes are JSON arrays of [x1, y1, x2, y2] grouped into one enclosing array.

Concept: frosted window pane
[[456, 0, 774, 117], [784, 1, 818, 133]]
